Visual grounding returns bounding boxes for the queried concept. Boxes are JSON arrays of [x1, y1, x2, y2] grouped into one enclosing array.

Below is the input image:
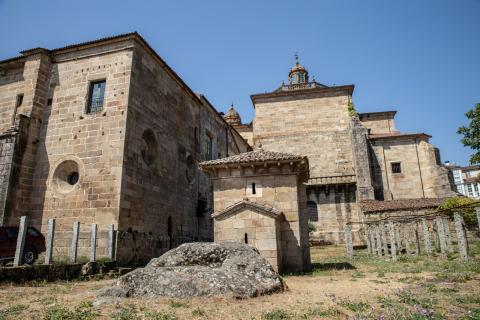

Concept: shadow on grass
[[283, 261, 356, 276]]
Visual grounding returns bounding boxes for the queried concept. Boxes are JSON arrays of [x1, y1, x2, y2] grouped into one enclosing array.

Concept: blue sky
[[1, 0, 479, 165]]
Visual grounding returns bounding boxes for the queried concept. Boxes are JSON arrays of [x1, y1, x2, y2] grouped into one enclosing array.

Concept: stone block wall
[[214, 209, 281, 271], [307, 184, 363, 244], [369, 136, 454, 200], [212, 168, 310, 272], [252, 92, 355, 178]]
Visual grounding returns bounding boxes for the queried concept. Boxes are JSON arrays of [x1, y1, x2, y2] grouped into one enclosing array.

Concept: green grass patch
[[169, 300, 189, 308], [0, 304, 27, 320], [262, 308, 291, 320], [144, 310, 178, 320]]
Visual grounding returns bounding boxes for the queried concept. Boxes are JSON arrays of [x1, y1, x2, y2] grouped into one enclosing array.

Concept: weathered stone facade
[[199, 149, 311, 273], [0, 33, 249, 264], [228, 59, 454, 244]]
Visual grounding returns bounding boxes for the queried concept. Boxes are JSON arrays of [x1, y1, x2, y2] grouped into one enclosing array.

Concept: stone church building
[[0, 32, 453, 263], [0, 33, 249, 264], [225, 56, 454, 244]]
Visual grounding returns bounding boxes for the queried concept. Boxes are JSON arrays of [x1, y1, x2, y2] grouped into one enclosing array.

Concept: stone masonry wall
[[26, 43, 133, 259], [253, 92, 355, 178], [214, 209, 281, 271], [117, 43, 249, 264], [212, 167, 310, 272], [369, 137, 453, 200]]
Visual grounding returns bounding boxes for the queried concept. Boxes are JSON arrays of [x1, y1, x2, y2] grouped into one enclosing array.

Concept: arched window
[[141, 129, 157, 165]]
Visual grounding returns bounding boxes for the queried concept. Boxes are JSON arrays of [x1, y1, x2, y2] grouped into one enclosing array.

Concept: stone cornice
[[212, 200, 283, 220], [250, 85, 354, 105]]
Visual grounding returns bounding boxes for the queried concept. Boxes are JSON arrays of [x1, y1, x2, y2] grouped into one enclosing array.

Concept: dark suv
[[0, 226, 46, 265]]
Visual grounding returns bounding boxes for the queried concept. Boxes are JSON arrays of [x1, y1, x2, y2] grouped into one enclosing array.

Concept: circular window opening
[[52, 160, 80, 194], [67, 172, 79, 185], [141, 129, 157, 166]]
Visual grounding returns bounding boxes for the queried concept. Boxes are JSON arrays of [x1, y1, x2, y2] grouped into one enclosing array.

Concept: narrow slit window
[[86, 80, 106, 114], [252, 182, 256, 195], [15, 94, 23, 107], [391, 162, 402, 174], [244, 233, 248, 244]]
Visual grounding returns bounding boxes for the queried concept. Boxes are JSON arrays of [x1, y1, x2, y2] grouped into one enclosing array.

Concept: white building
[[448, 164, 480, 198]]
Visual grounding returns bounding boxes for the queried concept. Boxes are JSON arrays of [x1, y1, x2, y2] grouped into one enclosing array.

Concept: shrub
[[438, 197, 478, 227], [308, 220, 317, 234]]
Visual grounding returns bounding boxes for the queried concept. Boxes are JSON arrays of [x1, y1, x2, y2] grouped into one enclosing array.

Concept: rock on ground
[[101, 242, 284, 299]]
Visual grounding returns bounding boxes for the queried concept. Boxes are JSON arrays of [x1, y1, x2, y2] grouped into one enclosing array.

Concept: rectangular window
[[252, 182, 256, 195], [467, 183, 473, 196], [205, 134, 213, 160], [15, 94, 23, 107], [391, 162, 402, 174], [86, 80, 105, 114]]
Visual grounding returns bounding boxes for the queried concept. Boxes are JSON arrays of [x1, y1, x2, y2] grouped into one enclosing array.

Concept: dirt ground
[[0, 244, 479, 320]]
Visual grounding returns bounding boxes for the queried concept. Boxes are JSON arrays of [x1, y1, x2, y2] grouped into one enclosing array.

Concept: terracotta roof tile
[[199, 149, 305, 168], [360, 198, 445, 213], [368, 133, 431, 140]]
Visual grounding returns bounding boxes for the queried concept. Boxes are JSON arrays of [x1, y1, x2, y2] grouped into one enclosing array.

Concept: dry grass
[[1, 242, 479, 319]]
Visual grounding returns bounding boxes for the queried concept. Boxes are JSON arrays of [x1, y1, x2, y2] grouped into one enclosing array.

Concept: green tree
[[457, 103, 480, 164]]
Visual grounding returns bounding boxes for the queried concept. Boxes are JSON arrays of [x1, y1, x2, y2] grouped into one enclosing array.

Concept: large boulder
[[101, 242, 284, 298]]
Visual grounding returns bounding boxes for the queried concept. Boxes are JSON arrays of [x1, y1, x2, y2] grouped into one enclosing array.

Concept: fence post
[[435, 217, 447, 256], [454, 212, 468, 261], [442, 218, 453, 254], [388, 221, 397, 261], [412, 222, 420, 256], [70, 221, 80, 263], [13, 216, 28, 266], [421, 218, 432, 256], [108, 224, 116, 261], [90, 223, 97, 262], [45, 218, 55, 265], [394, 224, 402, 252], [344, 225, 353, 258], [403, 224, 411, 255], [381, 223, 388, 256], [476, 207, 480, 232], [365, 225, 372, 254], [375, 224, 382, 256]]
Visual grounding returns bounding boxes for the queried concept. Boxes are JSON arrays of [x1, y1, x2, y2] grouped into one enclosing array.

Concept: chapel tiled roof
[[199, 149, 306, 168], [360, 198, 445, 213], [368, 133, 431, 140]]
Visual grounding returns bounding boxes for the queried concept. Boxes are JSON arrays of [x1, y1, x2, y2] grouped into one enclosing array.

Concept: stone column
[[442, 218, 453, 254], [394, 223, 402, 252], [388, 221, 397, 260], [345, 225, 353, 258], [381, 223, 388, 256], [375, 224, 382, 256], [454, 213, 468, 261], [434, 217, 447, 256], [412, 222, 420, 256], [403, 224, 411, 255], [421, 219, 432, 256], [365, 225, 372, 254]]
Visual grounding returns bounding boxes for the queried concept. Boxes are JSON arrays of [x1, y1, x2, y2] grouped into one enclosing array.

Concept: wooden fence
[[9, 216, 116, 267], [344, 207, 480, 261]]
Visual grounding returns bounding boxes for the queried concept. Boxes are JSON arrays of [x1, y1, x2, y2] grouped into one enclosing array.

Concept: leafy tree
[[438, 197, 477, 227], [457, 103, 480, 164]]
